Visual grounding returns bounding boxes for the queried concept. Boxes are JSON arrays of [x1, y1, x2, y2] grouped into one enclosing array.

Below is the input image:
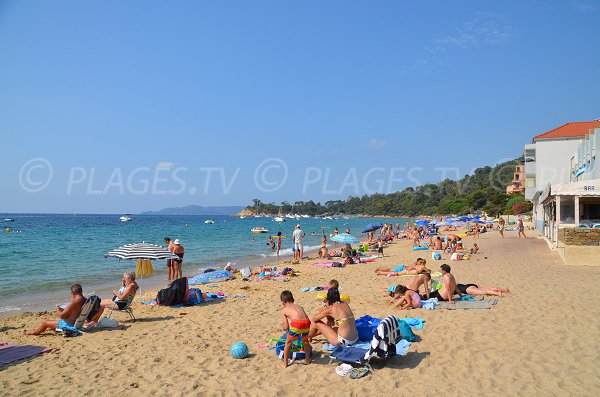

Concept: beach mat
[[0, 342, 51, 366], [437, 299, 499, 310]]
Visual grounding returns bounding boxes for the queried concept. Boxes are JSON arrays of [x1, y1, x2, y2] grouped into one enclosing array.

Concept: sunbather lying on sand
[[375, 258, 431, 276], [456, 283, 510, 297]]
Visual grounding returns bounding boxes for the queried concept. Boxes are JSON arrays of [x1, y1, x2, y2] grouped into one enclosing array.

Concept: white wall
[[534, 139, 583, 191]]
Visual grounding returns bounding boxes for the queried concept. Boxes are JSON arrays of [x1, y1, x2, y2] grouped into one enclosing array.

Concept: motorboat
[[251, 227, 269, 234], [240, 216, 246, 219], [274, 216, 285, 222], [3, 218, 14, 222], [119, 215, 132, 222], [205, 219, 215, 224]]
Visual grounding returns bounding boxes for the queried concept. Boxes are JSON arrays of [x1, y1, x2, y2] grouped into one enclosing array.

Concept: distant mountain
[[141, 205, 244, 216]]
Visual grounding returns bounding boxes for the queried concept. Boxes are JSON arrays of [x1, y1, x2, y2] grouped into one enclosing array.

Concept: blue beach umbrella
[[415, 220, 430, 226], [331, 233, 360, 244], [362, 223, 383, 233]]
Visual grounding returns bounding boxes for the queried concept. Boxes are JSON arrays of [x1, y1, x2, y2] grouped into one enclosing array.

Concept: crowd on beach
[[23, 215, 515, 372]]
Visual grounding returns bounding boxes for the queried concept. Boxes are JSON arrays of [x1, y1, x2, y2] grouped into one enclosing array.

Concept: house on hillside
[[506, 164, 525, 194]]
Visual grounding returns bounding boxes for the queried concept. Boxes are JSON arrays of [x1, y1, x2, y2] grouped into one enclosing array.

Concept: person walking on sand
[[499, 217, 506, 239], [517, 218, 527, 239], [279, 290, 311, 368], [24, 284, 86, 335]]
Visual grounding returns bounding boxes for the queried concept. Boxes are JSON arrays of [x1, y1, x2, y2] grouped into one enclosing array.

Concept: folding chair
[[107, 294, 136, 322]]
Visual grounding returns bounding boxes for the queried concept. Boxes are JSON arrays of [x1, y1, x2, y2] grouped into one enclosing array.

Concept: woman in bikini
[[308, 288, 358, 347], [375, 258, 431, 277]]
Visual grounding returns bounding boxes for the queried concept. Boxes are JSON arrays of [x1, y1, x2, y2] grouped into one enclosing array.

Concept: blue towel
[[399, 318, 426, 330], [331, 346, 368, 363], [457, 295, 474, 301], [421, 298, 439, 310], [396, 340, 411, 355], [57, 319, 80, 336], [398, 321, 417, 342], [393, 265, 405, 272]]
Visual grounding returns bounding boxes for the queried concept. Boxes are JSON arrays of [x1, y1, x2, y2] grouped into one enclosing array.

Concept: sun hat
[[296, 224, 301, 228], [174, 239, 181, 245]]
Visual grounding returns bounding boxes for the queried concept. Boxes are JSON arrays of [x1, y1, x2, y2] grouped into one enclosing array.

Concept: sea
[[0, 214, 410, 315]]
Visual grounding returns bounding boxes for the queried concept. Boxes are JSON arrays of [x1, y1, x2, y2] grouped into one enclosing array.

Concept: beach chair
[[56, 295, 100, 337], [329, 315, 408, 373], [106, 294, 136, 322]]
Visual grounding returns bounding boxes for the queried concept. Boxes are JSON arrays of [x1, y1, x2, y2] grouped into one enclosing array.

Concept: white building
[[524, 121, 600, 231]]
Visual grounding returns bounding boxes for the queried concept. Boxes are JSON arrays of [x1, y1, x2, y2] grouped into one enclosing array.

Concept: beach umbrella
[[451, 222, 463, 227], [362, 223, 383, 233], [105, 242, 178, 261], [415, 220, 430, 226], [331, 233, 360, 244]]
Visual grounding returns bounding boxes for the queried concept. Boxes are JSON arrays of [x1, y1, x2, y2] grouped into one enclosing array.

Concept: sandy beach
[[2, 228, 600, 397]]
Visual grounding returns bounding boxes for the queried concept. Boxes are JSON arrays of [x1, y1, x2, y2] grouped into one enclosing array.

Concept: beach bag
[[355, 315, 381, 342], [97, 316, 119, 328], [398, 320, 417, 342], [432, 252, 442, 260], [187, 288, 203, 305], [240, 267, 252, 277], [275, 333, 312, 362]]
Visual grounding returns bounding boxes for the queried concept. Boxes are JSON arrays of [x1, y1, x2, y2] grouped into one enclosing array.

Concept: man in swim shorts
[[428, 264, 457, 303], [280, 290, 311, 368], [24, 284, 86, 335]]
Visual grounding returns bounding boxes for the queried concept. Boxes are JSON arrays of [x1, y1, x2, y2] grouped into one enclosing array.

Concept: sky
[[1, 0, 599, 213]]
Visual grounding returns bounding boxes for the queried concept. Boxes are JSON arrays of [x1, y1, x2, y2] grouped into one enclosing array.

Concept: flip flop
[[350, 367, 369, 379]]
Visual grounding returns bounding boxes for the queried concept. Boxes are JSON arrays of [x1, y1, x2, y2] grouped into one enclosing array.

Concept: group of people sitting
[[279, 279, 358, 368], [24, 272, 139, 336], [388, 263, 509, 308]]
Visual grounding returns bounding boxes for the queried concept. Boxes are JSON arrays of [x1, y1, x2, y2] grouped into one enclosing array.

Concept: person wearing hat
[[292, 224, 304, 261], [172, 239, 184, 279]]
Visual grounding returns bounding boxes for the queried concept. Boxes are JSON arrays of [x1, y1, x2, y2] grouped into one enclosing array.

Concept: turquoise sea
[[0, 214, 409, 314]]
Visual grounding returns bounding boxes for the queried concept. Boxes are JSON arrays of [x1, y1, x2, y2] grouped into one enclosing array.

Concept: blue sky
[[1, 0, 599, 213]]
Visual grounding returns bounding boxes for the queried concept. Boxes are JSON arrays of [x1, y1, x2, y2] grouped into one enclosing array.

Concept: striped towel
[[365, 315, 402, 361]]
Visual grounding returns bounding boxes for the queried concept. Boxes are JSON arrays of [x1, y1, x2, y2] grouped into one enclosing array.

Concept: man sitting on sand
[[428, 264, 457, 303], [280, 290, 311, 368], [433, 236, 443, 250], [24, 284, 86, 335]]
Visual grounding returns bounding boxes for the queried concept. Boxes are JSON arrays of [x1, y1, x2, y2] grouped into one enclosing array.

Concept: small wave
[[272, 244, 322, 257], [0, 306, 22, 313]]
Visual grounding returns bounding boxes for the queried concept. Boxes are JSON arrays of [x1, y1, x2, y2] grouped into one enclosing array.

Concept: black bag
[[157, 277, 188, 306]]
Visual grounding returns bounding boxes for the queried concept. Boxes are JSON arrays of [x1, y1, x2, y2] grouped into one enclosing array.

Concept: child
[[280, 290, 311, 368], [328, 279, 339, 290], [377, 238, 384, 258], [390, 285, 421, 310]]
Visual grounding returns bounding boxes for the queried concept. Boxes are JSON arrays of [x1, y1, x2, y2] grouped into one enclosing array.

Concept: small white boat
[[205, 219, 215, 224], [240, 216, 246, 219], [119, 215, 132, 222], [3, 218, 14, 222], [274, 216, 285, 222], [251, 227, 269, 234]]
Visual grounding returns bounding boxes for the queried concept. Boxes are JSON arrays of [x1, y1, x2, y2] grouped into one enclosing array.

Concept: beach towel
[[313, 262, 333, 268], [437, 299, 499, 310], [398, 318, 426, 331], [367, 315, 402, 360], [189, 270, 234, 285], [421, 298, 439, 310], [0, 342, 51, 366]]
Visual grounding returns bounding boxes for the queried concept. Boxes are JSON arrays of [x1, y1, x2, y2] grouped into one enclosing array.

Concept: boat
[[119, 215, 132, 222], [274, 206, 286, 222], [205, 219, 215, 224], [3, 218, 14, 222], [240, 216, 246, 219], [251, 227, 269, 234]]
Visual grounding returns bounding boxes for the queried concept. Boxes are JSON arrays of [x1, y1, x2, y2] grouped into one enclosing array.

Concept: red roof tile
[[533, 121, 600, 141]]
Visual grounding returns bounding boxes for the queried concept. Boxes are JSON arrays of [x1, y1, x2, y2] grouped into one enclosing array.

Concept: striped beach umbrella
[[105, 243, 178, 261]]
